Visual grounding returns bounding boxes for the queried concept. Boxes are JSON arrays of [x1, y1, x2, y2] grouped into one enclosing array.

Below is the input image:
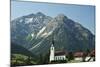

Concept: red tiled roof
[[74, 50, 95, 57], [55, 51, 66, 56], [74, 52, 84, 57]]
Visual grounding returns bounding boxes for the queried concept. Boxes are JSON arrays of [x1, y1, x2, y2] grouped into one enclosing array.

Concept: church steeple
[[50, 36, 55, 62]]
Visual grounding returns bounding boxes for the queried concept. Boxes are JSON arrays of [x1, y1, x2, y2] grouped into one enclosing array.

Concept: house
[[74, 50, 95, 62], [85, 50, 95, 62], [49, 44, 67, 62], [74, 52, 84, 62]]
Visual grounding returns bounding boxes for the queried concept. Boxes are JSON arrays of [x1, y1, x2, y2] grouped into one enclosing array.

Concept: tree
[[25, 56, 32, 65], [43, 53, 49, 64], [82, 52, 87, 62], [67, 52, 74, 61]]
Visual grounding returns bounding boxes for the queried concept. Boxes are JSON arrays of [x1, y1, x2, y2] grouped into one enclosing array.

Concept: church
[[49, 41, 66, 62]]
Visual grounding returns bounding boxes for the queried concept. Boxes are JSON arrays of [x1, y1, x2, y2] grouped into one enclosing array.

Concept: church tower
[[50, 40, 55, 62]]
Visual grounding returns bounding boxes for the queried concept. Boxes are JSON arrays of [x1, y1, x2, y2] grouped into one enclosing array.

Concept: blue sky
[[11, 1, 95, 34]]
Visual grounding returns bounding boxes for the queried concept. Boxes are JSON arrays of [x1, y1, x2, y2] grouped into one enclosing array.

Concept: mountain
[[11, 12, 52, 48], [11, 42, 36, 57], [11, 12, 95, 56], [11, 42, 38, 66]]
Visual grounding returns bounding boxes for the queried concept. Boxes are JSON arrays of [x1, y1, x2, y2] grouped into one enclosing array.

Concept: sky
[[11, 1, 95, 34]]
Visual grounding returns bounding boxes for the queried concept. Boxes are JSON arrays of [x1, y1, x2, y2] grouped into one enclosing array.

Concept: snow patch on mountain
[[25, 17, 33, 24], [40, 31, 53, 38], [36, 26, 46, 38], [34, 17, 40, 23], [29, 41, 42, 50], [31, 33, 34, 37], [19, 19, 23, 23]]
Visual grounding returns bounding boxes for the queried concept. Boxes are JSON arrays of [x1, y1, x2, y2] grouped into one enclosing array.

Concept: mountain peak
[[58, 14, 66, 17], [36, 12, 45, 16], [24, 13, 35, 18], [54, 14, 68, 22]]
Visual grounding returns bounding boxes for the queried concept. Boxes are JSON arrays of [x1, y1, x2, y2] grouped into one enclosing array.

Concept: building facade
[[49, 44, 66, 62]]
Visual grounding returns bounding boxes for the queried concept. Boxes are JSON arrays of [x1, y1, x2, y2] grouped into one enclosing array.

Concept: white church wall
[[55, 55, 66, 60]]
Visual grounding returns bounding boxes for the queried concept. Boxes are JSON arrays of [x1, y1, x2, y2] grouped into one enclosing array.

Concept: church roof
[[55, 51, 66, 56]]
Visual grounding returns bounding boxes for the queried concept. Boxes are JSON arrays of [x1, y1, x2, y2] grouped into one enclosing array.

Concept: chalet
[[74, 52, 84, 61], [74, 50, 95, 62]]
